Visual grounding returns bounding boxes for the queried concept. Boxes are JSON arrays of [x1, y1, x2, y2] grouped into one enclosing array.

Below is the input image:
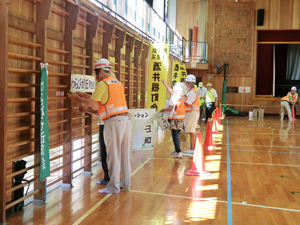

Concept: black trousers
[[99, 125, 109, 181], [206, 102, 216, 122]]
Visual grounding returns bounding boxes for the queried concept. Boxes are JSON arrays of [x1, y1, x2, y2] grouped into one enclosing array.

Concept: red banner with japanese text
[[146, 44, 169, 111]]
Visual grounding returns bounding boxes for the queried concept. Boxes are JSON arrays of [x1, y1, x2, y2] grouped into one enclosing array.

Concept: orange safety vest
[[97, 76, 128, 120], [288, 92, 297, 102], [185, 88, 200, 112], [169, 95, 186, 120], [281, 96, 290, 102]]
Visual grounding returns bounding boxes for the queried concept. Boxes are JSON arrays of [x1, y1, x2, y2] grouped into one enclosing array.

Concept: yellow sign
[[171, 61, 180, 86], [171, 62, 188, 86], [146, 44, 169, 111], [179, 64, 188, 82]]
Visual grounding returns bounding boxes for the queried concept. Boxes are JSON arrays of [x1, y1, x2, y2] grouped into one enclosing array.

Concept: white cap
[[291, 86, 297, 91], [185, 74, 196, 83], [94, 58, 111, 71]]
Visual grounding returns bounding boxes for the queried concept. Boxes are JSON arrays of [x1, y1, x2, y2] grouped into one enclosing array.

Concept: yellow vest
[[98, 76, 128, 120], [206, 88, 216, 103]]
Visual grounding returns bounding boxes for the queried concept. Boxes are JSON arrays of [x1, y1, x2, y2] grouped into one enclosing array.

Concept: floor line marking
[[219, 161, 300, 167], [150, 158, 300, 167], [72, 157, 152, 225], [229, 149, 300, 154], [226, 118, 233, 225], [220, 144, 300, 149], [127, 190, 300, 213]]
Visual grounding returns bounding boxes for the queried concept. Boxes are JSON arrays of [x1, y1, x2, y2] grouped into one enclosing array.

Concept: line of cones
[[186, 105, 224, 176]]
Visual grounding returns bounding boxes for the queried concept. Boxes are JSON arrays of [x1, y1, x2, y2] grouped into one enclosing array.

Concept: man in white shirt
[[205, 83, 218, 123], [197, 82, 207, 121]]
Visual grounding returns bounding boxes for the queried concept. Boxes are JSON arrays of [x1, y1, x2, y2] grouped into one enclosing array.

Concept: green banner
[[40, 64, 50, 181]]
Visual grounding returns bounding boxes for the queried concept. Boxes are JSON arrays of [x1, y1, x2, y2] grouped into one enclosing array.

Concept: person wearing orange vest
[[161, 80, 187, 159], [184, 74, 200, 154], [281, 95, 293, 121], [287, 86, 298, 116], [67, 58, 131, 194], [71, 72, 117, 186]]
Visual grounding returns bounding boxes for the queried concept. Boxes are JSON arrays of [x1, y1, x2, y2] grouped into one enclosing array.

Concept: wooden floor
[[6, 116, 300, 225]]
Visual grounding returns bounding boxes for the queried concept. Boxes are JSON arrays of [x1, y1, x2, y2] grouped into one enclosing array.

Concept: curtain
[[256, 44, 273, 95], [286, 44, 300, 80]]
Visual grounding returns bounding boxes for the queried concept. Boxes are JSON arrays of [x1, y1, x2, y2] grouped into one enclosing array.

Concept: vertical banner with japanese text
[[171, 61, 180, 86], [146, 43, 169, 111], [40, 64, 50, 181], [179, 64, 188, 82]]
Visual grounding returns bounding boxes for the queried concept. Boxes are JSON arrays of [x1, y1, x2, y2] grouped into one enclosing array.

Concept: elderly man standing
[[205, 83, 218, 123], [67, 58, 131, 194], [287, 86, 298, 116], [197, 82, 207, 121]]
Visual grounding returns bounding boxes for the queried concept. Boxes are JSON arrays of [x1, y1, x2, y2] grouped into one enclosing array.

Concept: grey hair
[[173, 82, 187, 96]]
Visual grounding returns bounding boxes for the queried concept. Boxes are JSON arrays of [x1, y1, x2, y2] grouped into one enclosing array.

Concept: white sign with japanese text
[[129, 109, 156, 151], [70, 74, 95, 92]]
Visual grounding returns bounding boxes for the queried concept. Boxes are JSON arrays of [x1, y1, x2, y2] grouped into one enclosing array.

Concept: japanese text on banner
[[171, 61, 180, 87], [40, 64, 50, 181], [146, 44, 169, 111], [70, 74, 95, 92], [179, 64, 187, 82]]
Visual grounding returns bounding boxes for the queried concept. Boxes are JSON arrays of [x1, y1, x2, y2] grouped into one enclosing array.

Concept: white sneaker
[[172, 152, 182, 159], [170, 150, 176, 155], [98, 188, 119, 194], [185, 149, 195, 154]]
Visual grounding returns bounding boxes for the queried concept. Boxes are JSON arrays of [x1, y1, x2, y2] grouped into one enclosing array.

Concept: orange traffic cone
[[212, 112, 219, 133], [203, 119, 216, 150], [186, 132, 210, 176], [291, 106, 297, 121]]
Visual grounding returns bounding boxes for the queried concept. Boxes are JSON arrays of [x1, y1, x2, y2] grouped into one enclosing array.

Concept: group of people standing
[[66, 58, 220, 194], [161, 74, 218, 159]]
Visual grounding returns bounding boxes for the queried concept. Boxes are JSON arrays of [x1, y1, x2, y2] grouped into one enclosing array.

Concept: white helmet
[[94, 58, 111, 71], [291, 86, 297, 91], [185, 74, 196, 83]]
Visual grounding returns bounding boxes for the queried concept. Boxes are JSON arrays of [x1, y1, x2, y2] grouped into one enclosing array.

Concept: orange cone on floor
[[186, 132, 210, 176], [291, 106, 297, 121], [203, 119, 216, 150], [212, 111, 219, 133]]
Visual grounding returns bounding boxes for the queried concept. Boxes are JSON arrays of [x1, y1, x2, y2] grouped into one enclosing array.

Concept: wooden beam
[[134, 40, 143, 107], [33, 0, 53, 204], [8, 15, 35, 33], [141, 44, 149, 108], [125, 35, 135, 107], [83, 11, 99, 174], [115, 28, 126, 81], [62, 0, 80, 187], [0, 1, 10, 223], [102, 20, 115, 59]]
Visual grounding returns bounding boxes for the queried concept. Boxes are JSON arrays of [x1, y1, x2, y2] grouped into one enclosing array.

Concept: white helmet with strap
[[185, 74, 196, 83], [94, 58, 111, 72], [291, 86, 297, 91]]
